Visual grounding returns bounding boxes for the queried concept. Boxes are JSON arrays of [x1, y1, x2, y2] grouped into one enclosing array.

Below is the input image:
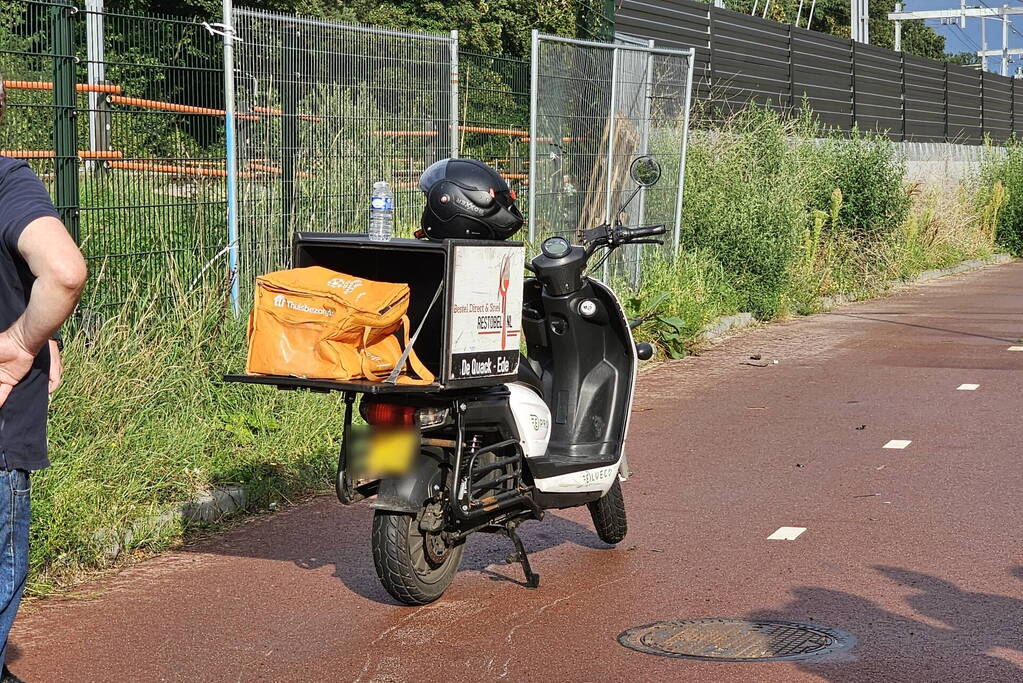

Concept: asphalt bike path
[[9, 262, 1023, 682]]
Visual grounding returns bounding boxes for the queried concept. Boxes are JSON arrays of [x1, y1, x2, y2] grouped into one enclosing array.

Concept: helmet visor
[[418, 158, 451, 193]]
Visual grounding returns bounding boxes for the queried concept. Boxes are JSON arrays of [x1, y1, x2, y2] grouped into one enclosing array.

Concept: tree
[[108, 0, 608, 58], [946, 51, 981, 68], [720, 0, 945, 61]]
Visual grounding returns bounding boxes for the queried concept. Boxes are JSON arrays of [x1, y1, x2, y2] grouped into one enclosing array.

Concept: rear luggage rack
[[457, 438, 533, 518], [223, 373, 445, 394]]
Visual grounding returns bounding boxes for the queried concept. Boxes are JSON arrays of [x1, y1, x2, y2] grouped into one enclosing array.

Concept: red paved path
[[9, 262, 1023, 682]]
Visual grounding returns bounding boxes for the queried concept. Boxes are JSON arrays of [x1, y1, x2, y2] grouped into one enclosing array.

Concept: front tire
[[587, 478, 627, 544], [372, 510, 465, 605]]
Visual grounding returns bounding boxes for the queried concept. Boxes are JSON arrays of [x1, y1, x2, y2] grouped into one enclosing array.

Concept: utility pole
[[889, 5, 1023, 74], [851, 0, 869, 43], [894, 1, 902, 50], [981, 14, 988, 72], [1003, 5, 1010, 77]]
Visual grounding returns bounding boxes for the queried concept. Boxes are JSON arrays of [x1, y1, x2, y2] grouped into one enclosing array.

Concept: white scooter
[[336, 156, 666, 604]]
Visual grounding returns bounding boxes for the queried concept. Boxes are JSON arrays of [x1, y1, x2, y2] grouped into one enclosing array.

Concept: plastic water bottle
[[369, 181, 394, 241]]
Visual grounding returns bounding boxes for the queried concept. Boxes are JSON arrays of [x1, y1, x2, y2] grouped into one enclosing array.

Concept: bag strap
[[359, 318, 436, 386], [393, 315, 435, 385], [385, 282, 443, 385]]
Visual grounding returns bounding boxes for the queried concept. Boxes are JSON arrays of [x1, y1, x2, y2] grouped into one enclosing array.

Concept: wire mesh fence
[[458, 51, 530, 201], [232, 10, 457, 281], [529, 34, 694, 284], [0, 0, 227, 309], [0, 0, 675, 314]]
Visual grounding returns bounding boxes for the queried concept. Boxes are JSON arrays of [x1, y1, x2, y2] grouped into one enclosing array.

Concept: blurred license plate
[[365, 429, 418, 476]]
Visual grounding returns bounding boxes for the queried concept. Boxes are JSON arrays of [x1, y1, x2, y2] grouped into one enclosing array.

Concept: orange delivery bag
[[246, 266, 434, 385]]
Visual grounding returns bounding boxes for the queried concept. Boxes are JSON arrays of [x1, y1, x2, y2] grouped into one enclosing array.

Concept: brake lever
[[581, 224, 611, 244], [630, 239, 664, 245]]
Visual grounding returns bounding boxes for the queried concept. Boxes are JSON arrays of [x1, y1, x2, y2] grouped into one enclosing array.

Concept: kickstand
[[503, 524, 540, 589]]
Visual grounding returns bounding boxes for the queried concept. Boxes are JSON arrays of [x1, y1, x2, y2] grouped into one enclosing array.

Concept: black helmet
[[418, 158, 523, 241]]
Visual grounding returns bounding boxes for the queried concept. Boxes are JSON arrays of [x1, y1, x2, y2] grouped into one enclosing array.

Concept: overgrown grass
[[33, 275, 345, 593], [619, 106, 998, 357], [978, 138, 1023, 255]]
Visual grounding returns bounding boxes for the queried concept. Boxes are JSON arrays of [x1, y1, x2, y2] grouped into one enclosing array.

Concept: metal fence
[[458, 51, 530, 199], [617, 0, 1023, 144], [0, 0, 227, 308], [529, 32, 694, 283], [0, 2, 539, 310], [7, 0, 1016, 313], [231, 10, 457, 281]]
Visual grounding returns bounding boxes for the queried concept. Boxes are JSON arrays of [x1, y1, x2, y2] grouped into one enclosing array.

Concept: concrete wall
[[897, 141, 1001, 187]]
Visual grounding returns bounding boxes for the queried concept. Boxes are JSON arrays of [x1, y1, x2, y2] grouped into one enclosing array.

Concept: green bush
[[618, 249, 741, 358], [678, 107, 806, 318], [620, 104, 995, 355], [979, 139, 1023, 255], [802, 131, 911, 240]]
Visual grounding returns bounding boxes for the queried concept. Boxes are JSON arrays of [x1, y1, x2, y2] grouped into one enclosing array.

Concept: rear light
[[416, 407, 450, 428], [364, 402, 416, 427]]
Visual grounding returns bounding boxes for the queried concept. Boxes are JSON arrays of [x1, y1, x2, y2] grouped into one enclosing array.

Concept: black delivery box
[[227, 233, 525, 394]]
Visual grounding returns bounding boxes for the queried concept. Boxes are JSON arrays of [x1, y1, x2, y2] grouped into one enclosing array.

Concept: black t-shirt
[[0, 157, 62, 471]]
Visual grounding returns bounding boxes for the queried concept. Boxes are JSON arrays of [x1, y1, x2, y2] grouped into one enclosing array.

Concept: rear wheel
[[587, 478, 627, 544], [372, 509, 465, 605]]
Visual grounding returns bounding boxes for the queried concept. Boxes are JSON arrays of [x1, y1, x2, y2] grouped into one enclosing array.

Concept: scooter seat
[[517, 355, 545, 399]]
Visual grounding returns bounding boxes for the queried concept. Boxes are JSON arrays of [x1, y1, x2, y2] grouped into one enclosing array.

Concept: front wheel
[[587, 478, 627, 544], [372, 510, 465, 605]]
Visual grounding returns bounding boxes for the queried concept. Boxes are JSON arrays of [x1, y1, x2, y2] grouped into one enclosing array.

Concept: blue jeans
[[0, 467, 30, 670]]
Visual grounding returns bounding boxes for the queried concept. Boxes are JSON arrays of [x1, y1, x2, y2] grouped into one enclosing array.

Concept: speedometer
[[541, 236, 571, 259]]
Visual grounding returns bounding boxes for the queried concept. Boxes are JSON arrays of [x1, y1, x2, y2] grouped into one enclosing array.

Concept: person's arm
[[0, 216, 86, 406]]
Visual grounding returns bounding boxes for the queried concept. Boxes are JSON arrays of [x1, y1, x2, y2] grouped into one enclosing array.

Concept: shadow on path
[[181, 497, 610, 606], [832, 313, 1020, 344], [747, 565, 1023, 682]]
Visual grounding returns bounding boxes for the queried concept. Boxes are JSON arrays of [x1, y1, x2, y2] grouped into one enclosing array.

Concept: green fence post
[[51, 0, 80, 243]]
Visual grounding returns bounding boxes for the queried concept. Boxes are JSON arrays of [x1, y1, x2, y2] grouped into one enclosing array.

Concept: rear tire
[[587, 478, 627, 544], [372, 510, 465, 605]]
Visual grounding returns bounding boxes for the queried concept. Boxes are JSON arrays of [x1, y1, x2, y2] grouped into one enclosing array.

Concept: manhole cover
[[618, 619, 855, 662]]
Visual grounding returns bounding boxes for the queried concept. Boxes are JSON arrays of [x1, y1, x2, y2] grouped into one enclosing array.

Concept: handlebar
[[613, 224, 666, 241], [579, 222, 667, 258]]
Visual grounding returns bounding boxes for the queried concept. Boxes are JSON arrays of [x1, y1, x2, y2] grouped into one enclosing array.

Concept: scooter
[[337, 155, 667, 604]]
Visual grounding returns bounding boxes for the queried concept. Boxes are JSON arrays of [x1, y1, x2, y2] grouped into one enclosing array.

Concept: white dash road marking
[[957, 384, 980, 391], [883, 440, 912, 449], [1008, 346, 1023, 351], [767, 526, 806, 541]]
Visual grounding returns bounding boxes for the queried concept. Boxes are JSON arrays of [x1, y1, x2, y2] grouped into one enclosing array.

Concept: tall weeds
[[625, 105, 996, 351], [978, 139, 1023, 255], [35, 272, 344, 592]]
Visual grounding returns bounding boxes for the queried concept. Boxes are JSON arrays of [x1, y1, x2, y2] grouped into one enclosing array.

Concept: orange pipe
[[374, 126, 528, 137], [0, 150, 123, 160], [108, 95, 259, 121], [3, 80, 123, 94], [458, 125, 527, 136], [372, 130, 440, 138], [108, 160, 257, 179], [518, 136, 589, 143], [252, 106, 323, 123], [248, 163, 314, 179], [501, 173, 528, 180]]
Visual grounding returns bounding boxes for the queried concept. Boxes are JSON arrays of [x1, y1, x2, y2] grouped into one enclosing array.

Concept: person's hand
[[48, 339, 62, 395], [0, 329, 35, 408]]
